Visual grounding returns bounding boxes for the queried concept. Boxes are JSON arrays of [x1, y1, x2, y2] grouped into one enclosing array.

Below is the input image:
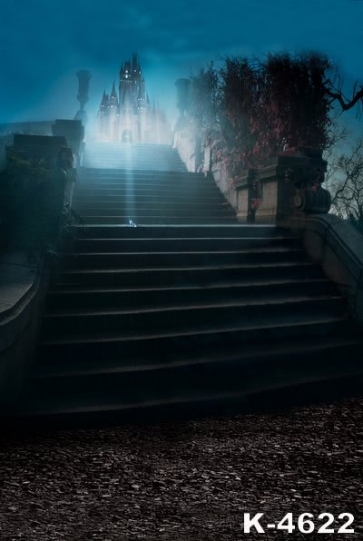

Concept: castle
[[96, 54, 172, 145]]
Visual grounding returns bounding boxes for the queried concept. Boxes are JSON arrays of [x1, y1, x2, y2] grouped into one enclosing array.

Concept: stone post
[[246, 169, 262, 224], [52, 119, 85, 166], [234, 149, 331, 224], [74, 70, 91, 126], [275, 148, 331, 224]]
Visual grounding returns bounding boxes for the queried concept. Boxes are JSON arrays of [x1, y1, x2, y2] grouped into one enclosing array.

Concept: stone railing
[[52, 119, 85, 167], [0, 253, 50, 408], [280, 213, 363, 327], [234, 149, 331, 223], [174, 135, 363, 327], [235, 150, 363, 326], [0, 133, 77, 408]]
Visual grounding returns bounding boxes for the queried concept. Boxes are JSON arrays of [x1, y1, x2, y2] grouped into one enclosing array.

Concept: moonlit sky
[[0, 0, 362, 129]]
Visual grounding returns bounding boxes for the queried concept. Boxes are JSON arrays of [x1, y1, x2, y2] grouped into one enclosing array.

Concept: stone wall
[[0, 121, 53, 137], [280, 213, 363, 327], [0, 134, 13, 169], [173, 127, 197, 173], [6, 134, 67, 168], [0, 253, 50, 408]]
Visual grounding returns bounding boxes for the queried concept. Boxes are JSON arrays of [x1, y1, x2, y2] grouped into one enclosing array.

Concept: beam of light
[[123, 143, 135, 225]]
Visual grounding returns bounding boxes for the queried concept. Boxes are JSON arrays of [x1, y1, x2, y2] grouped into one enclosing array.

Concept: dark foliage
[[0, 152, 73, 252], [187, 52, 353, 179]]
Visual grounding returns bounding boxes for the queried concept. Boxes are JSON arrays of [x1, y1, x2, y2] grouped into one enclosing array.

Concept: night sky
[[0, 0, 362, 128]]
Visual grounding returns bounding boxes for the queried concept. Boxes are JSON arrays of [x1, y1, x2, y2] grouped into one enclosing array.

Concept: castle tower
[[96, 54, 172, 144], [109, 81, 119, 141], [137, 76, 146, 142], [97, 91, 110, 140], [119, 60, 136, 142]]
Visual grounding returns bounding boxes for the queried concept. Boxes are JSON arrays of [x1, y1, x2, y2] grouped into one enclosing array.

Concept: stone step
[[81, 147, 186, 171], [82, 160, 186, 172], [58, 261, 326, 288], [14, 331, 363, 427], [28, 335, 363, 406], [46, 279, 336, 312], [40, 296, 345, 338], [78, 216, 238, 225], [70, 224, 292, 239], [61, 248, 308, 270], [9, 374, 363, 427], [76, 174, 220, 186], [77, 181, 214, 190], [74, 185, 223, 198], [37, 315, 348, 366], [35, 331, 359, 380], [74, 207, 236, 218], [74, 199, 225, 211], [74, 195, 226, 207], [71, 237, 299, 253], [76, 176, 218, 187], [79, 169, 204, 178], [80, 169, 203, 179]]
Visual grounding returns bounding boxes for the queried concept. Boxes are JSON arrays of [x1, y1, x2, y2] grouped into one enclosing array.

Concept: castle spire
[[110, 81, 117, 97], [132, 53, 140, 76]]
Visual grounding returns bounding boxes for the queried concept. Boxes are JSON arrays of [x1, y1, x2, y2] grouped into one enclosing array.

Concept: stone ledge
[[0, 252, 49, 407], [279, 213, 363, 325]]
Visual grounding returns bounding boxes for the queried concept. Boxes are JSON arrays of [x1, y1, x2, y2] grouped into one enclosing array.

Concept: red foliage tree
[[186, 51, 362, 179]]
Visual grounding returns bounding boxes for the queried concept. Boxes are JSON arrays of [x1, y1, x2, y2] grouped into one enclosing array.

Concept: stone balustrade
[[0, 134, 75, 408], [173, 132, 363, 327], [0, 253, 50, 408]]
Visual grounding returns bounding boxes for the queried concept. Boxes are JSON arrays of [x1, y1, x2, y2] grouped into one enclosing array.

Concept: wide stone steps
[[77, 176, 220, 186], [73, 165, 236, 225], [28, 333, 362, 400], [36, 316, 349, 365], [71, 225, 293, 239], [71, 236, 299, 252], [62, 248, 308, 270], [80, 169, 203, 180], [82, 144, 186, 171], [58, 261, 327, 288], [78, 216, 238, 225], [19, 330, 363, 425], [74, 200, 235, 218], [41, 295, 345, 338], [46, 279, 335, 311], [4, 149, 362, 426], [75, 199, 226, 211]]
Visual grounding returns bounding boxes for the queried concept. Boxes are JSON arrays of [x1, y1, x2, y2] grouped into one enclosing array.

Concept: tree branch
[[326, 87, 363, 111]]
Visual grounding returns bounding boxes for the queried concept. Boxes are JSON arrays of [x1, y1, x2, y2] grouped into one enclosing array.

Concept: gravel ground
[[1, 398, 363, 540]]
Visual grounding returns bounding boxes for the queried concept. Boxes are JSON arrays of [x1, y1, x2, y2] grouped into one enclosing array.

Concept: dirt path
[[1, 398, 363, 540]]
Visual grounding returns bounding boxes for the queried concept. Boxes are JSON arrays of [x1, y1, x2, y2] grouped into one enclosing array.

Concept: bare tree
[[326, 136, 363, 233]]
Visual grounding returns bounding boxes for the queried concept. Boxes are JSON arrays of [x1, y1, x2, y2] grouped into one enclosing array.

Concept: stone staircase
[[72, 167, 236, 225], [82, 142, 186, 171], [7, 144, 363, 425]]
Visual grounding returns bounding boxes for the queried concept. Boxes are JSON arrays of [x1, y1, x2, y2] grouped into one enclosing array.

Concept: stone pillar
[[276, 148, 330, 223], [6, 134, 68, 168], [74, 70, 91, 126], [247, 169, 262, 224], [175, 78, 190, 118], [234, 148, 331, 224], [52, 119, 84, 166]]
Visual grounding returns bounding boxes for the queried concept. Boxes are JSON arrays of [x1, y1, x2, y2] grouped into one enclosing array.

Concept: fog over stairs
[[82, 142, 187, 172], [77, 143, 235, 225], [9, 143, 363, 426]]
